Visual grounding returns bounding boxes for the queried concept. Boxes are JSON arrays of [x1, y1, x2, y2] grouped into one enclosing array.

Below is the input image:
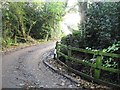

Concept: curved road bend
[[2, 42, 77, 88]]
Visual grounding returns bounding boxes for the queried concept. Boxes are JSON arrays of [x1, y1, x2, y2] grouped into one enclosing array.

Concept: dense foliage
[[84, 2, 120, 49], [2, 2, 65, 47], [61, 2, 120, 52], [60, 2, 120, 84]]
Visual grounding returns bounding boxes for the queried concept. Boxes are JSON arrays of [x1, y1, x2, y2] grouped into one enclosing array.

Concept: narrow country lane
[[2, 42, 77, 88]]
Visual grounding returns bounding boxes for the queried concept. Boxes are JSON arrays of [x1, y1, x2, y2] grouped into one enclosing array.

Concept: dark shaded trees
[[61, 2, 120, 51]]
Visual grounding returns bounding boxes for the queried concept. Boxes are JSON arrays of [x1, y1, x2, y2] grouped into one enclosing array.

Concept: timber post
[[94, 55, 103, 79], [66, 45, 71, 66], [55, 41, 59, 59], [118, 60, 120, 84]]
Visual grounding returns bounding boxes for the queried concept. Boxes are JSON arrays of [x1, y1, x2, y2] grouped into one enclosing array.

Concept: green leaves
[[2, 2, 66, 47], [81, 2, 120, 49], [61, 2, 120, 52], [103, 41, 120, 53]]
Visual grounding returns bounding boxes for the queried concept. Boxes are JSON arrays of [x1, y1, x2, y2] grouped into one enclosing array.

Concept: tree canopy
[[61, 2, 120, 51], [2, 1, 66, 47]]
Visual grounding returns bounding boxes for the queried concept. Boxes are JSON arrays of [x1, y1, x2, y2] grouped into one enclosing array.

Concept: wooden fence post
[[68, 45, 71, 57], [94, 56, 103, 79], [118, 60, 120, 84], [55, 41, 59, 59], [66, 45, 71, 66]]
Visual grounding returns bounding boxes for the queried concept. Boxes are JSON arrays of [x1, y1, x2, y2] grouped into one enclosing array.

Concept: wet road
[[2, 42, 77, 88]]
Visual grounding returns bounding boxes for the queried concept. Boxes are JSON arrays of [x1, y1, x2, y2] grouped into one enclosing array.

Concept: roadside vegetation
[[1, 0, 120, 88], [60, 1, 120, 87], [2, 1, 66, 50]]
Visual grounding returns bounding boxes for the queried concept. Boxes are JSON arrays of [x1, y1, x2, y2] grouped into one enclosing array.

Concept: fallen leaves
[[47, 59, 111, 90]]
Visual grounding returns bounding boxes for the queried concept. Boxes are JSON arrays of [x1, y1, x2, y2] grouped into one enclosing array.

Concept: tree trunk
[[78, 0, 87, 39]]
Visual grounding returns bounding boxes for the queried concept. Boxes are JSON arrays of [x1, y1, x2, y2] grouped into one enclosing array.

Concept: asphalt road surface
[[2, 42, 77, 88]]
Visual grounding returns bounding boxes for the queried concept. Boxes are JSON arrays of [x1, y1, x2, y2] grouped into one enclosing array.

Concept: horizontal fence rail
[[59, 43, 120, 58], [55, 41, 120, 88]]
